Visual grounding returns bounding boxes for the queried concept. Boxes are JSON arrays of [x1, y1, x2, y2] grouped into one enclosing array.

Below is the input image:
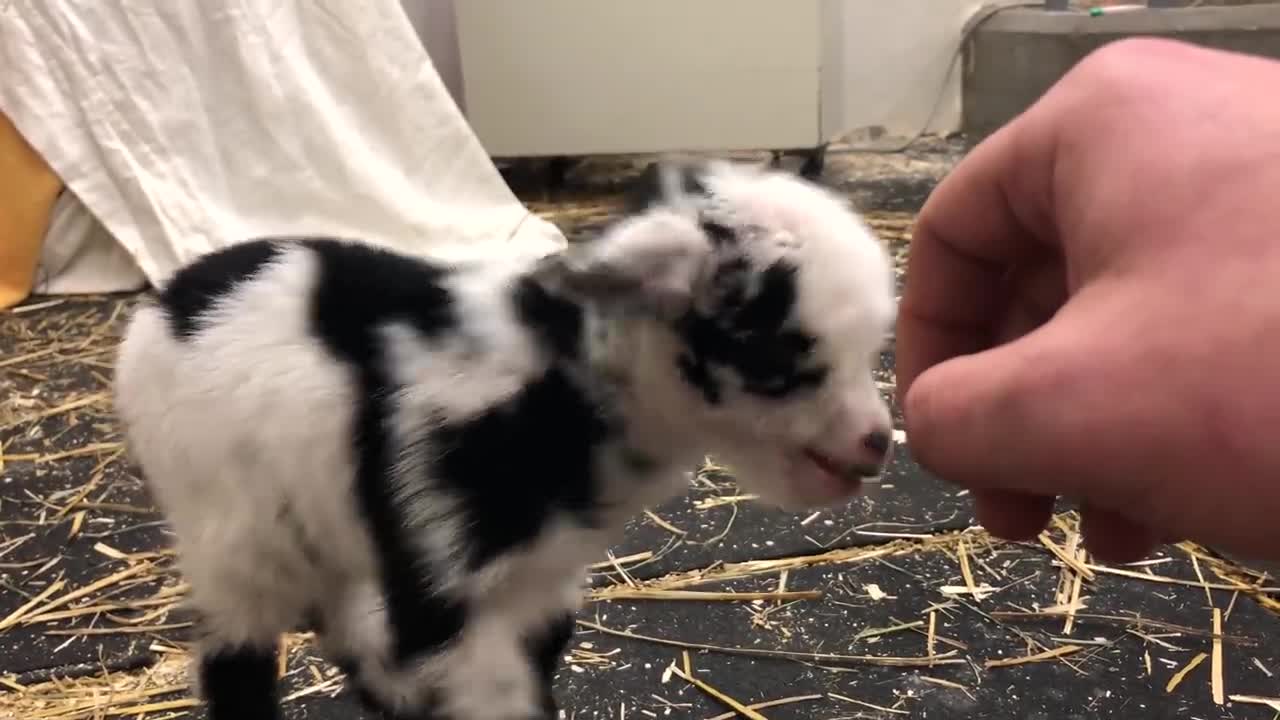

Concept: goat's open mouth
[[802, 448, 881, 484]]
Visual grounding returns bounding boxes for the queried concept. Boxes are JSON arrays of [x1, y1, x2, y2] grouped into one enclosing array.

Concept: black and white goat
[[112, 159, 898, 720]]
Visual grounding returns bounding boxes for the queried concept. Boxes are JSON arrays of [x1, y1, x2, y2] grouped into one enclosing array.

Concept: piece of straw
[[985, 644, 1083, 669], [1211, 608, 1225, 705], [673, 651, 768, 720], [577, 620, 963, 668], [829, 692, 908, 715], [1166, 652, 1207, 693], [703, 694, 821, 720], [0, 580, 67, 631]]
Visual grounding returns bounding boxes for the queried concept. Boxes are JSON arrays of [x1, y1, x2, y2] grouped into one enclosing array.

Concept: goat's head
[[531, 158, 897, 510]]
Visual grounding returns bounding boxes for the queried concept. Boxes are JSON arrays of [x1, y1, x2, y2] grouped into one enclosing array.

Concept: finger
[[971, 489, 1057, 542], [1079, 503, 1160, 564], [902, 285, 1110, 499], [896, 116, 1059, 401]]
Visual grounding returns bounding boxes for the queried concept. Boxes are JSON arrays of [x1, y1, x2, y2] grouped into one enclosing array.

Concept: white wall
[[822, 0, 985, 144], [454, 0, 827, 157], [404, 0, 981, 152]]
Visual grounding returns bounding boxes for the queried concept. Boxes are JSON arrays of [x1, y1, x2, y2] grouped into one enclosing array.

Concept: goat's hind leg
[[185, 582, 295, 720], [197, 638, 281, 720]]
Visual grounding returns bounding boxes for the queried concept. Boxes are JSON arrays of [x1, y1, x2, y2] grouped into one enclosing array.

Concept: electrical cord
[[836, 0, 1209, 154], [830, 2, 1051, 155]]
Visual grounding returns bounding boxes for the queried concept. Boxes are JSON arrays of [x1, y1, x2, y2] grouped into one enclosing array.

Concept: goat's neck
[[579, 303, 704, 466]]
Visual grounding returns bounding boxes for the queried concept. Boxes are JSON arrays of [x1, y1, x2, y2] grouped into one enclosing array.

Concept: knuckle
[[1065, 37, 1194, 99], [1067, 41, 1150, 100]]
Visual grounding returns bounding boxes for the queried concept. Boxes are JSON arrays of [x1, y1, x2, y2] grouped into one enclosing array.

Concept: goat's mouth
[[764, 447, 883, 509], [801, 448, 881, 485]]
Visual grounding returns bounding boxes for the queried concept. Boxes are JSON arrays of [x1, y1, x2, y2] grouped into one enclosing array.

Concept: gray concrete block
[[962, 4, 1280, 147]]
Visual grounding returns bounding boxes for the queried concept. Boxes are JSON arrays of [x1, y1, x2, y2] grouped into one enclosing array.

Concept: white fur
[[112, 160, 897, 720]]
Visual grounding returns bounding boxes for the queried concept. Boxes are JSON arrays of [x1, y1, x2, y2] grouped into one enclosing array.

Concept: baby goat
[[112, 159, 898, 720]]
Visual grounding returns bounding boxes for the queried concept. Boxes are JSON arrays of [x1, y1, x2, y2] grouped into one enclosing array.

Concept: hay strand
[[15, 562, 155, 625], [1039, 532, 1095, 581], [1228, 695, 1280, 712], [1166, 652, 1208, 693], [590, 589, 821, 603], [0, 580, 67, 632], [672, 652, 768, 720], [984, 644, 1083, 669], [703, 694, 822, 720], [828, 692, 908, 715], [1211, 608, 1225, 705], [576, 620, 964, 668]]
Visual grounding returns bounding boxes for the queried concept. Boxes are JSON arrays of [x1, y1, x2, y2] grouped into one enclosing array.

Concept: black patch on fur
[[302, 238, 468, 664], [527, 612, 575, 681], [525, 612, 576, 719], [676, 258, 827, 403], [514, 276, 584, 358], [199, 645, 280, 720], [699, 219, 737, 246], [680, 166, 709, 197], [676, 353, 722, 405], [157, 238, 283, 338], [707, 256, 752, 312], [432, 366, 614, 571]]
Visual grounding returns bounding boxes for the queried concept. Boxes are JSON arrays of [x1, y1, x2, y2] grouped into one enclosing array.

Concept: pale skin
[[896, 37, 1280, 564]]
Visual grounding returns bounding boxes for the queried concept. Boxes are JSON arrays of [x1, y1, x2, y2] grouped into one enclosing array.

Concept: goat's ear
[[531, 210, 711, 318]]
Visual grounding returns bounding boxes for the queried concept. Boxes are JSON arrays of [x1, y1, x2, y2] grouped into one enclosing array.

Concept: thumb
[[901, 292, 1105, 508]]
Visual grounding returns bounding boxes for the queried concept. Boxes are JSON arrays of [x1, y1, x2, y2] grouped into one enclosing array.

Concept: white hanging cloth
[[0, 0, 566, 294]]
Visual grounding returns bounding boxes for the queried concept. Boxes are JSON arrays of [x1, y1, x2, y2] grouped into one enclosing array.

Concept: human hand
[[896, 38, 1280, 564]]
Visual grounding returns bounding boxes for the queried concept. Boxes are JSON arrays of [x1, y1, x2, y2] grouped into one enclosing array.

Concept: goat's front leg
[[524, 611, 576, 720]]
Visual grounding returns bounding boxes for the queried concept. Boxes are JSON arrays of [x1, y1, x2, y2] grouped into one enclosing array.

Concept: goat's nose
[[862, 429, 892, 459]]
